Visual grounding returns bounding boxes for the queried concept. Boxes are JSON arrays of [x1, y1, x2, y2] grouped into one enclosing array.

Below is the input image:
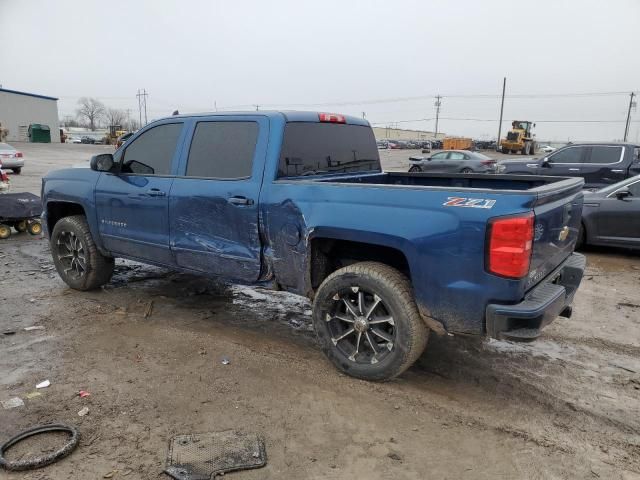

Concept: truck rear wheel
[[313, 262, 429, 381], [50, 215, 114, 290]]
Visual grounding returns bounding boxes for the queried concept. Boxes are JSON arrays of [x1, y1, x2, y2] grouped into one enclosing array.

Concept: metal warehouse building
[[0, 87, 60, 143]]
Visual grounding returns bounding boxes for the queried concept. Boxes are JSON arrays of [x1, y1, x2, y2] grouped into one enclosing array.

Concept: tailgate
[[526, 186, 584, 290]]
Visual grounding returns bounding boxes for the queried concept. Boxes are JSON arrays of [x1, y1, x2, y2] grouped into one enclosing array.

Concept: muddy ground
[[1, 144, 639, 479]]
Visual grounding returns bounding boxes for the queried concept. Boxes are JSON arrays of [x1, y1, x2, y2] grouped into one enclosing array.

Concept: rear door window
[[278, 123, 381, 178], [122, 123, 183, 175], [549, 146, 584, 164], [185, 121, 258, 179], [586, 146, 623, 164], [449, 152, 465, 160]]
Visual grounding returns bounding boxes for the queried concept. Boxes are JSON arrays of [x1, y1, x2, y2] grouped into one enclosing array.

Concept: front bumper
[[486, 252, 586, 341]]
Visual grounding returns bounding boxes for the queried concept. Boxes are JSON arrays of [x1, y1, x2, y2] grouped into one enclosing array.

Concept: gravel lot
[[1, 143, 639, 479]]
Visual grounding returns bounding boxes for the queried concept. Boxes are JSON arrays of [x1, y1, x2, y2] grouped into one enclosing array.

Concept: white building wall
[[0, 90, 60, 143]]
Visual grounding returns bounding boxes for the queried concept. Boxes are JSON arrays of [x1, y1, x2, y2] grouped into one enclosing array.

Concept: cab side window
[[185, 121, 258, 179], [549, 147, 583, 164], [628, 181, 640, 196], [586, 146, 623, 164], [121, 123, 183, 175]]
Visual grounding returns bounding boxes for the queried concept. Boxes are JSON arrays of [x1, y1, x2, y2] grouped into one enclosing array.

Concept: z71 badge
[[443, 197, 496, 209]]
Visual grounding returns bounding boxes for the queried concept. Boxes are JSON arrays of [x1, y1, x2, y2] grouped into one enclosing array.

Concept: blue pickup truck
[[42, 111, 586, 380]]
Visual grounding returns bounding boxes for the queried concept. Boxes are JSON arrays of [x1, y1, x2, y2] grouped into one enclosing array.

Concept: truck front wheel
[[51, 215, 114, 290], [313, 262, 429, 381]]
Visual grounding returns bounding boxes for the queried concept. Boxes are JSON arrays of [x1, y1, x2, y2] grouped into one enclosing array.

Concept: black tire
[[12, 168, 21, 174], [461, 168, 473, 173], [27, 220, 42, 235], [313, 262, 429, 381], [530, 142, 536, 155], [50, 215, 114, 290], [408, 165, 423, 173], [0, 224, 11, 239], [15, 220, 27, 233]]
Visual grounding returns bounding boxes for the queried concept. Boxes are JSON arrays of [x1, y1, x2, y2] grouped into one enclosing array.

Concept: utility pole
[[623, 91, 636, 142], [254, 104, 260, 111], [214, 100, 218, 112], [497, 77, 506, 150], [136, 89, 149, 126], [362, 111, 366, 119], [434, 95, 442, 139]]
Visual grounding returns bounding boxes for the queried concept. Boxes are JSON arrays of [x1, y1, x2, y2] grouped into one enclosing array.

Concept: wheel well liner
[[309, 237, 411, 291], [46, 202, 86, 235]]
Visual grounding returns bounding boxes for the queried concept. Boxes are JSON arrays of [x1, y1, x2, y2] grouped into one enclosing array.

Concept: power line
[[370, 117, 640, 125]]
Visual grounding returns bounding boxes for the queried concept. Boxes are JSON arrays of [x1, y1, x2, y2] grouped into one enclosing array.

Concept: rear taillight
[[487, 213, 534, 278], [0, 170, 9, 182], [318, 113, 346, 124], [481, 159, 496, 166], [15, 152, 23, 158]]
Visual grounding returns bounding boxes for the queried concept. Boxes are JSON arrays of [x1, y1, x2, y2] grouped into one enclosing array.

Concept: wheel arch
[[45, 201, 87, 237], [307, 229, 414, 295]]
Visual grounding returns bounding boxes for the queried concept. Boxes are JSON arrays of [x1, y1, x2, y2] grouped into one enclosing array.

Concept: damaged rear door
[[169, 116, 269, 282]]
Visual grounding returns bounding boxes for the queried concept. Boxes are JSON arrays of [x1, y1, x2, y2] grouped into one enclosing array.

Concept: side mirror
[[541, 157, 551, 167], [90, 153, 114, 172], [615, 188, 632, 200]]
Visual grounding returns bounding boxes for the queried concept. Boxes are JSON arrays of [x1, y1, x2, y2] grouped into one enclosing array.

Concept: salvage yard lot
[[1, 143, 640, 479]]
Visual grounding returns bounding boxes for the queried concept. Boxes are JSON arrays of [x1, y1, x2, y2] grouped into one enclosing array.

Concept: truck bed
[[315, 172, 581, 195]]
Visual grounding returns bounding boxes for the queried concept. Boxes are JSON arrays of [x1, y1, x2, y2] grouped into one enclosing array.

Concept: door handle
[[568, 168, 580, 172], [228, 196, 254, 206], [147, 188, 166, 197], [611, 169, 624, 173]]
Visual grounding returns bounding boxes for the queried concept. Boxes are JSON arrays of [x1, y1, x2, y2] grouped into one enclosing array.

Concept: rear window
[[278, 123, 381, 178], [586, 146, 623, 164]]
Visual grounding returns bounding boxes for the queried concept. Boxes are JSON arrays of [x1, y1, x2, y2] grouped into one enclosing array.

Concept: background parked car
[[67, 136, 82, 144], [540, 145, 556, 153], [418, 141, 432, 153], [80, 136, 96, 144], [408, 150, 497, 173], [0, 143, 24, 174], [580, 175, 640, 249], [497, 143, 640, 189]]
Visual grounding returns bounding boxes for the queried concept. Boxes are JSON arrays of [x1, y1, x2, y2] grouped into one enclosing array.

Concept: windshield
[[0, 143, 14, 151], [278, 122, 381, 178], [596, 175, 640, 194]]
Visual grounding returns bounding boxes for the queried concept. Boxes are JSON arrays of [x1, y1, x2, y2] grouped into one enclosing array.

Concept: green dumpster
[[28, 124, 51, 143]]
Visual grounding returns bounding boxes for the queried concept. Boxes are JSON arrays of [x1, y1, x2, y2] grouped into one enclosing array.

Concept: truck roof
[[160, 110, 371, 127]]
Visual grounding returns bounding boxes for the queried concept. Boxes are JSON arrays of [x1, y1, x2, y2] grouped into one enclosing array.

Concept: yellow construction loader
[[500, 120, 536, 155]]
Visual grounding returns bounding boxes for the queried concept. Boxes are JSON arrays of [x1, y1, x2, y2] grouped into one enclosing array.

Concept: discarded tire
[[0, 424, 79, 471]]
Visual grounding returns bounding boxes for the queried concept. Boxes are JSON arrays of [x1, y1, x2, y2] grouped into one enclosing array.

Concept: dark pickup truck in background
[[497, 143, 640, 189], [42, 111, 586, 381]]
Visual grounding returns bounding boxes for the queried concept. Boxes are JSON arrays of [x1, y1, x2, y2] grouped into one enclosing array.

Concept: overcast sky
[[1, 0, 639, 141]]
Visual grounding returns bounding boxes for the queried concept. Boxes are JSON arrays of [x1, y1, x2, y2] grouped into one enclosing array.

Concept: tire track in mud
[[409, 335, 640, 472]]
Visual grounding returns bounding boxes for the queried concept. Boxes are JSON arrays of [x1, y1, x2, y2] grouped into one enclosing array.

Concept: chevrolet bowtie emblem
[[558, 226, 569, 241]]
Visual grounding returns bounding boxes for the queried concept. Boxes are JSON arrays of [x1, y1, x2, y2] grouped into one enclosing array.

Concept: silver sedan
[[408, 150, 497, 174], [0, 143, 25, 174]]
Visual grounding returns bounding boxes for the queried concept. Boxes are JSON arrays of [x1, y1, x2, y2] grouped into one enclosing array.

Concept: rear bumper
[[485, 252, 586, 341]]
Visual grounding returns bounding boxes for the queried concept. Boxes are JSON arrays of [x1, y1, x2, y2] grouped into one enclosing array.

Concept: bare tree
[[105, 108, 127, 128], [76, 97, 105, 131]]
